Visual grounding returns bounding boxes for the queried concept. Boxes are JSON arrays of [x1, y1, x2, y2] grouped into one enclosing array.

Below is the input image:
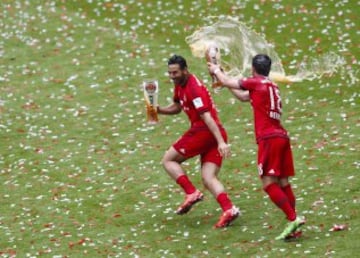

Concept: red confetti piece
[[329, 224, 347, 231]]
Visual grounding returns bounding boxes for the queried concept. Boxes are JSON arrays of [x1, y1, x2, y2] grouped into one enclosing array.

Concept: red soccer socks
[[264, 183, 296, 221], [216, 192, 233, 212], [281, 184, 296, 209], [176, 175, 196, 194]]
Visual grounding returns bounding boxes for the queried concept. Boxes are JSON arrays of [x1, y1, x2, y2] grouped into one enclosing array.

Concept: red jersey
[[240, 75, 288, 143], [173, 74, 221, 129]]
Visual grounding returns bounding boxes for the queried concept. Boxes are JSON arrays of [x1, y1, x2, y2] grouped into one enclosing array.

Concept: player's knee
[[161, 153, 179, 170], [279, 177, 289, 187], [161, 155, 169, 168], [161, 149, 172, 164]]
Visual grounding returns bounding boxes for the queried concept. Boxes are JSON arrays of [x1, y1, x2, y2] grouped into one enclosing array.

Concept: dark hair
[[168, 55, 188, 70], [252, 54, 271, 76]]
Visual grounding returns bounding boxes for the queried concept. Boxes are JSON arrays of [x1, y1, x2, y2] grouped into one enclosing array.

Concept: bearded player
[[208, 54, 305, 239], [157, 55, 239, 228]]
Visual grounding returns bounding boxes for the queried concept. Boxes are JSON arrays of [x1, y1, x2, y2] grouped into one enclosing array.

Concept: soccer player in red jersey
[[156, 55, 239, 228], [207, 54, 305, 240]]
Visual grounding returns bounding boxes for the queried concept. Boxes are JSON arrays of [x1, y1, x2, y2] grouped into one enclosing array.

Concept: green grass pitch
[[0, 0, 359, 257]]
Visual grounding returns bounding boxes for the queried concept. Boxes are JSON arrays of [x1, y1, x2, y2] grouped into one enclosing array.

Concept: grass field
[[0, 0, 359, 257]]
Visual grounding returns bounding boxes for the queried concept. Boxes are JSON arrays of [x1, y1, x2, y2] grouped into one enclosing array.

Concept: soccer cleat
[[176, 190, 204, 215], [275, 216, 306, 240], [214, 206, 240, 228], [284, 230, 302, 241]]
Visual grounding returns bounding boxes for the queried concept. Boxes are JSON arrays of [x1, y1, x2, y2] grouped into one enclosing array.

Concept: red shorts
[[173, 127, 227, 167], [257, 137, 295, 178]]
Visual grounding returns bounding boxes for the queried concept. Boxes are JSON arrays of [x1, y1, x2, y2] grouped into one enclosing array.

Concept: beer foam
[[186, 16, 347, 83]]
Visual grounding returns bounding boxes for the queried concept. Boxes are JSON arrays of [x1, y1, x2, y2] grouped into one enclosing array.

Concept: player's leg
[[279, 177, 296, 210], [163, 129, 208, 214], [258, 138, 304, 239], [201, 162, 228, 203], [201, 163, 220, 191], [278, 140, 305, 240], [279, 139, 296, 209], [262, 176, 296, 222], [201, 160, 239, 228], [264, 138, 305, 240], [262, 175, 305, 240], [279, 178, 303, 240], [162, 146, 187, 181], [162, 146, 203, 214], [259, 139, 296, 221]]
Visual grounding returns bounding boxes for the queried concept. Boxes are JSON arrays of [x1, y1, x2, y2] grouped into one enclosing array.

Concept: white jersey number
[[268, 85, 282, 120]]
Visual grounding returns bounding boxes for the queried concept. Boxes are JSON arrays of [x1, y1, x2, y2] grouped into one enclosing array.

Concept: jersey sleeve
[[240, 77, 257, 91], [188, 77, 210, 114], [192, 95, 208, 113]]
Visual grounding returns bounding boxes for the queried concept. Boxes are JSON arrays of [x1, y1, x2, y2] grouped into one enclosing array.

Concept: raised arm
[[207, 62, 250, 102], [228, 88, 250, 102]]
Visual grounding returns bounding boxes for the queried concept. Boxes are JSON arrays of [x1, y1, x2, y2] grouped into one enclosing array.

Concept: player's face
[[168, 64, 187, 86]]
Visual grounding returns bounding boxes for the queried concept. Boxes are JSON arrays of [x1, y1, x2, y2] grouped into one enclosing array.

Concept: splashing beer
[[187, 16, 347, 84], [205, 43, 223, 88], [143, 79, 159, 124]]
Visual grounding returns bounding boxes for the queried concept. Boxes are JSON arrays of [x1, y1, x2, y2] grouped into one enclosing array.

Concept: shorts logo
[[179, 148, 186, 155], [258, 163, 263, 176], [193, 97, 204, 109], [268, 169, 275, 175]]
